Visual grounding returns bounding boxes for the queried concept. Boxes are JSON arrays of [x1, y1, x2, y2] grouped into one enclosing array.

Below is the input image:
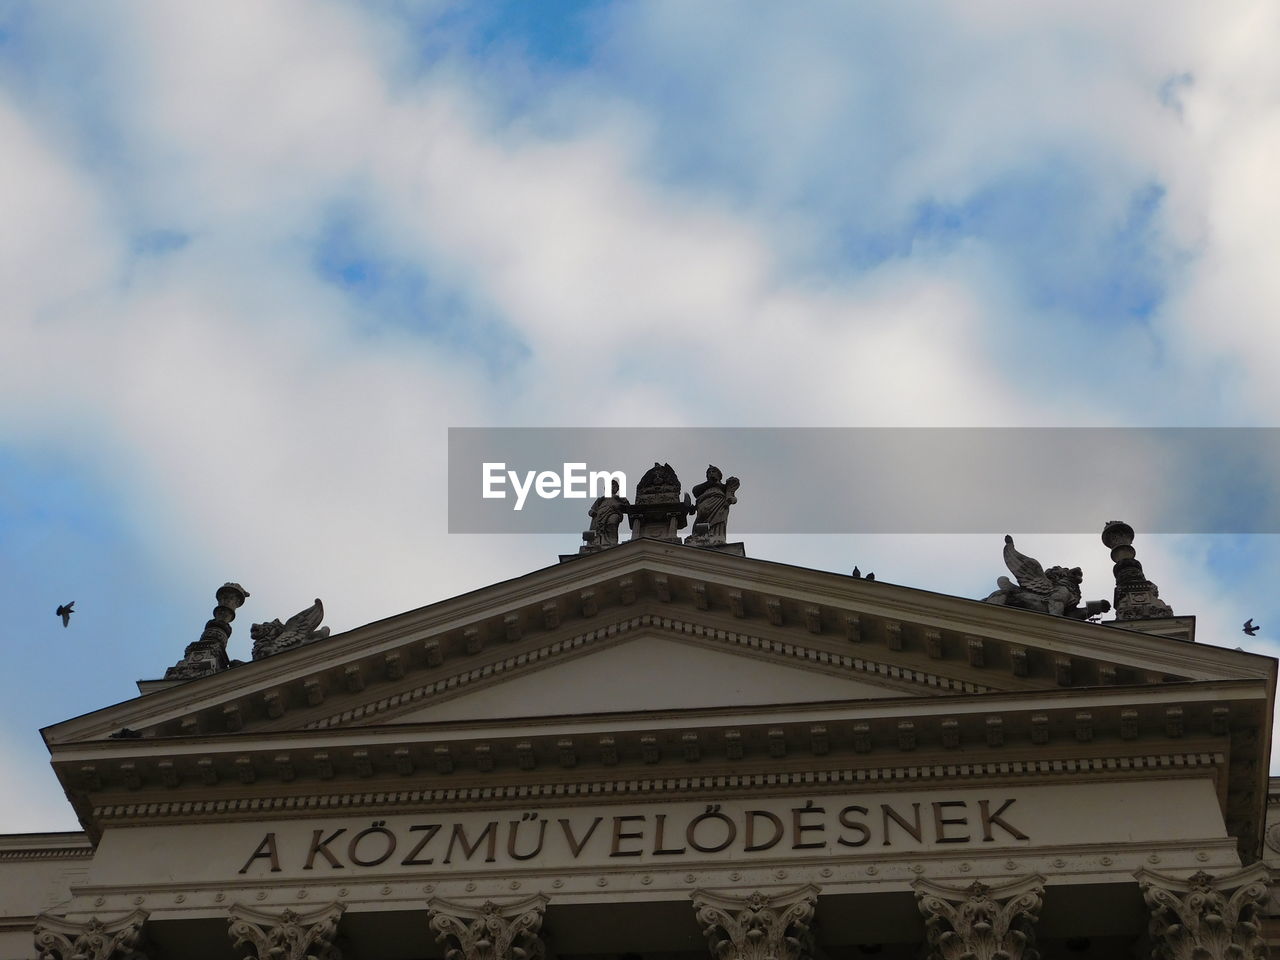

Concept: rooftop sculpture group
[[579, 462, 742, 556], [981, 523, 1173, 622], [164, 490, 1179, 684]]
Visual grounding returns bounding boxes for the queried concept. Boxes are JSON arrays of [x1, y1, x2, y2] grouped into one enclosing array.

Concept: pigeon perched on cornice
[[1243, 618, 1260, 636], [55, 601, 74, 628]]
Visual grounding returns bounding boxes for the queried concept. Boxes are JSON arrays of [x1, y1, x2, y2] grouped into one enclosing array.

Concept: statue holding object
[[580, 480, 630, 552], [685, 465, 740, 547]]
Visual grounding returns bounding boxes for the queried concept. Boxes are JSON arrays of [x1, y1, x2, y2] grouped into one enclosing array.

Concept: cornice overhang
[[37, 541, 1277, 857], [51, 677, 1269, 853], [41, 541, 1274, 747]]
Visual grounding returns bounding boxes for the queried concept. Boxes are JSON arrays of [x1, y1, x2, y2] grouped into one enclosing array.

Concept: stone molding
[[53, 538, 1267, 749], [89, 749, 1225, 823], [227, 901, 345, 960], [914, 874, 1045, 960], [33, 908, 149, 960], [426, 894, 548, 960], [691, 885, 818, 960], [306, 612, 985, 731], [1136, 864, 1270, 960]]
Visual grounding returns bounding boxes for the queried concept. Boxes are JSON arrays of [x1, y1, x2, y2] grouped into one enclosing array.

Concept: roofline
[[41, 538, 1277, 744]]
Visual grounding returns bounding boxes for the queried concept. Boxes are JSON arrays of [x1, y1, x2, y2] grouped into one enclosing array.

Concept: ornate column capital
[[426, 894, 548, 960], [914, 875, 1045, 960], [691, 885, 819, 960], [1136, 864, 1270, 960], [33, 908, 149, 960], [227, 901, 345, 960]]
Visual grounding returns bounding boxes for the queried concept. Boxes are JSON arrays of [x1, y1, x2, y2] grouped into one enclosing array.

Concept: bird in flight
[[1243, 618, 1260, 636], [56, 602, 75, 628]]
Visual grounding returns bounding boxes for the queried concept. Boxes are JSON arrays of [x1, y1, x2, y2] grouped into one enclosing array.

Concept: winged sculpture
[[982, 536, 1110, 620], [251, 598, 330, 660]]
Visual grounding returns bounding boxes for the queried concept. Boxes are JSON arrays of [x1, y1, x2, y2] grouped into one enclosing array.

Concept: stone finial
[[227, 902, 344, 960], [914, 876, 1045, 960], [1102, 521, 1174, 620], [982, 536, 1110, 620], [627, 462, 694, 541], [33, 909, 149, 960], [164, 583, 249, 680], [580, 479, 630, 553], [686, 465, 740, 548], [427, 896, 548, 960], [692, 886, 818, 960], [1138, 866, 1269, 960], [251, 598, 330, 660]]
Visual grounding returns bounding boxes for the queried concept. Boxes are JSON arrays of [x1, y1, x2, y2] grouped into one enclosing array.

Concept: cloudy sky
[[2, 0, 1279, 831]]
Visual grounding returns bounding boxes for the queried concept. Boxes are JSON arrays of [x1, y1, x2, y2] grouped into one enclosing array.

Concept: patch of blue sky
[[833, 168, 1174, 327], [131, 229, 190, 257], [0, 6, 143, 202], [311, 208, 530, 375], [440, 0, 611, 68], [0, 446, 193, 733], [361, 0, 610, 78]]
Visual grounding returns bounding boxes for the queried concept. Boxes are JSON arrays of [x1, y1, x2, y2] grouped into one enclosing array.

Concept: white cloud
[[3, 0, 1280, 830]]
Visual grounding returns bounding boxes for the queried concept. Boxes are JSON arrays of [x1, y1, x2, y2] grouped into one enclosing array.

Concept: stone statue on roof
[[627, 463, 694, 541], [580, 479, 630, 552], [685, 465, 740, 547], [982, 535, 1110, 620], [251, 598, 330, 660]]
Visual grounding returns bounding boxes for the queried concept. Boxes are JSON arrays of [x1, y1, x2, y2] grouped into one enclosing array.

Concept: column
[[690, 886, 819, 960], [33, 909, 148, 960], [914, 876, 1045, 960], [426, 895, 549, 960], [1137, 865, 1270, 960], [227, 902, 345, 960]]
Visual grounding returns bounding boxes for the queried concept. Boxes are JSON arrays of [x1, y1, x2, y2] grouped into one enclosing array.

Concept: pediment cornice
[[42, 542, 1272, 751]]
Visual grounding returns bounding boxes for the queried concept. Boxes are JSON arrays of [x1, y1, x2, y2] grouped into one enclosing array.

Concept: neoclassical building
[[3, 500, 1279, 960]]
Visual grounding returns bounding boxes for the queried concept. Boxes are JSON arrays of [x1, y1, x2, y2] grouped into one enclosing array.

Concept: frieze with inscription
[[84, 780, 1226, 890], [236, 796, 1028, 876]]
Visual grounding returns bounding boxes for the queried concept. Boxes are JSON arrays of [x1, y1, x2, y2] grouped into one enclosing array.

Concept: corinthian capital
[[427, 895, 548, 960], [33, 909, 149, 960], [1137, 865, 1270, 960], [914, 875, 1045, 960], [691, 886, 819, 960], [227, 902, 344, 960]]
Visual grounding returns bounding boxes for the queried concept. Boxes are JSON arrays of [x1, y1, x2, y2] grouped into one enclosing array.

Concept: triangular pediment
[[378, 632, 908, 724], [43, 539, 1273, 748]]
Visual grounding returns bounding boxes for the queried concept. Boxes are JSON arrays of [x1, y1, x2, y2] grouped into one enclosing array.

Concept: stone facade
[[3, 539, 1278, 960]]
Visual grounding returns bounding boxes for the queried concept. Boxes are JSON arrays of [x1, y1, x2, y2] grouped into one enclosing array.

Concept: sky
[[2, 0, 1280, 832]]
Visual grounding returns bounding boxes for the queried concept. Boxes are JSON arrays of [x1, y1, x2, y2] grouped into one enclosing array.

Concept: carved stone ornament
[[914, 875, 1045, 960], [627, 462, 693, 541], [165, 582, 249, 680], [427, 895, 548, 960], [251, 598, 330, 660], [1102, 520, 1174, 620], [227, 902, 344, 960], [33, 908, 149, 960], [691, 885, 818, 960], [1137, 865, 1270, 960], [981, 536, 1109, 620]]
